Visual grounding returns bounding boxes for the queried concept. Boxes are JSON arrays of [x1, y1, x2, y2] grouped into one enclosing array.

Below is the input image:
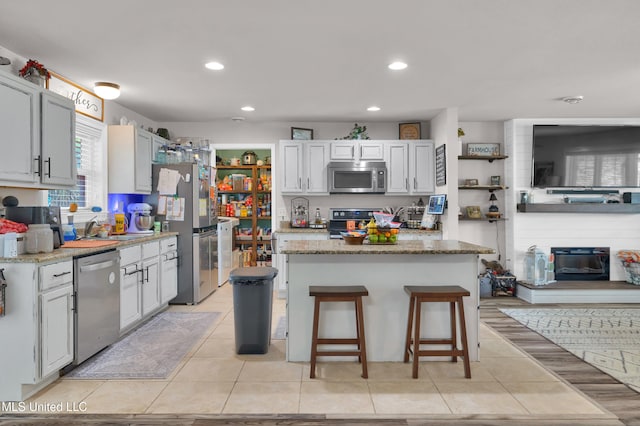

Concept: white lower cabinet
[[274, 232, 329, 297], [119, 238, 174, 334], [0, 259, 74, 401], [40, 283, 74, 377], [160, 237, 178, 304], [398, 232, 442, 241]]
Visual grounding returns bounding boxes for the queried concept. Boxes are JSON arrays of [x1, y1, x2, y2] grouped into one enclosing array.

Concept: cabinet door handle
[[34, 156, 41, 177], [414, 177, 417, 190], [44, 157, 51, 178], [144, 267, 149, 283], [352, 146, 355, 158], [405, 178, 409, 190], [307, 177, 309, 190], [53, 271, 71, 278], [298, 177, 301, 189], [359, 146, 363, 158]]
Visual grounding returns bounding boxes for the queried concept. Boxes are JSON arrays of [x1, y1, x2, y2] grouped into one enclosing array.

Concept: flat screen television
[[532, 125, 640, 188], [427, 194, 446, 214]]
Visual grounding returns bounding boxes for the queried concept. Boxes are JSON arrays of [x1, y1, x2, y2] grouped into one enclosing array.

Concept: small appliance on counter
[[127, 203, 154, 234], [4, 206, 64, 248], [291, 197, 309, 228]]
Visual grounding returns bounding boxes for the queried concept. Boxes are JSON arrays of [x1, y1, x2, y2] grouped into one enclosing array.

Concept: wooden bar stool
[[403, 285, 471, 379], [309, 285, 369, 379]]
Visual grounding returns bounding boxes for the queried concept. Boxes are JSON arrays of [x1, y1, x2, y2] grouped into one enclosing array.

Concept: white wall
[[505, 118, 640, 281]]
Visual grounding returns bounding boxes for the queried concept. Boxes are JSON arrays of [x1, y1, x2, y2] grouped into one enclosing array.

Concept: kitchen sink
[[85, 234, 152, 241]]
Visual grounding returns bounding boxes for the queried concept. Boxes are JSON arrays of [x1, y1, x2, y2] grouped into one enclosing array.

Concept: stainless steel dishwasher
[[73, 249, 120, 365]]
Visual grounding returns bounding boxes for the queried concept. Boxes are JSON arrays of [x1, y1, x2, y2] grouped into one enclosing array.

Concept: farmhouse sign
[[466, 143, 501, 157], [47, 71, 104, 122]]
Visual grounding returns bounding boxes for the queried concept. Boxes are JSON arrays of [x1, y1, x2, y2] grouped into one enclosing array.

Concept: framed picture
[[466, 143, 501, 156], [435, 144, 446, 186], [490, 175, 501, 186], [466, 206, 482, 219], [464, 178, 479, 186], [291, 127, 313, 140], [399, 122, 421, 140]]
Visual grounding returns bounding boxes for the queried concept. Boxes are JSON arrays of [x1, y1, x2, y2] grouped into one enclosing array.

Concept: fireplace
[[551, 247, 610, 281]]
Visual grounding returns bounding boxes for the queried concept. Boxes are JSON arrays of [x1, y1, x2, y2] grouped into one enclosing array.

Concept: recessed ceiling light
[[205, 61, 224, 70], [562, 95, 584, 104], [388, 61, 408, 70], [367, 106, 381, 112], [241, 106, 255, 112]]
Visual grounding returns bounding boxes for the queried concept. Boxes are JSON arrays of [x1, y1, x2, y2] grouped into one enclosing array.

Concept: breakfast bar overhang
[[280, 240, 495, 362]]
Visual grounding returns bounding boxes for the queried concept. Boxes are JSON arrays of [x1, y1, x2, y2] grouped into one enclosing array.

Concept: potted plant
[[336, 123, 370, 140], [19, 59, 50, 87], [458, 127, 465, 141]]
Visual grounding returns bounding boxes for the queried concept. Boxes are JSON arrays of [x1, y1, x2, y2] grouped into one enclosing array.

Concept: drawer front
[[39, 260, 73, 291], [120, 244, 142, 266], [160, 236, 177, 254], [142, 241, 160, 259]]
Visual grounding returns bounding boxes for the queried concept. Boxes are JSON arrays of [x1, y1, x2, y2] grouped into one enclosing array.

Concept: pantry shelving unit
[[217, 164, 272, 267]]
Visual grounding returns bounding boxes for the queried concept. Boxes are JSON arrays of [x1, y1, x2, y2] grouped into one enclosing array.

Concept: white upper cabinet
[[384, 140, 435, 195], [385, 143, 409, 193], [0, 72, 75, 188], [41, 91, 76, 186], [305, 142, 330, 193], [330, 140, 384, 161], [281, 140, 331, 195], [108, 125, 153, 194], [410, 141, 435, 194], [280, 141, 304, 193]]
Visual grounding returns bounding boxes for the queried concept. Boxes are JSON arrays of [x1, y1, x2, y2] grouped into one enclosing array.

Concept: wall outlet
[[278, 208, 287, 219]]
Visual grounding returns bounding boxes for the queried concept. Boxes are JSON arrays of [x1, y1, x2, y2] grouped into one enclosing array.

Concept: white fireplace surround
[[504, 118, 640, 283]]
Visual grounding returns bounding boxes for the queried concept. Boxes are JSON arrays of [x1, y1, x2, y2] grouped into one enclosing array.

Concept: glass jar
[[26, 224, 54, 254]]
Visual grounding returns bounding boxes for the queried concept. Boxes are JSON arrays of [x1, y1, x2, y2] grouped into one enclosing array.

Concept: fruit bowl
[[367, 227, 399, 244], [340, 231, 367, 245]]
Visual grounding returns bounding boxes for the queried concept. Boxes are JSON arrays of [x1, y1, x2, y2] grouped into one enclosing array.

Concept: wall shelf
[[458, 155, 508, 163], [458, 185, 507, 191], [517, 203, 640, 214]]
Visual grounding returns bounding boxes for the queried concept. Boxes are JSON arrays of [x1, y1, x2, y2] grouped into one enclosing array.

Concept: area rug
[[66, 311, 220, 379], [500, 308, 640, 392], [273, 315, 286, 340]]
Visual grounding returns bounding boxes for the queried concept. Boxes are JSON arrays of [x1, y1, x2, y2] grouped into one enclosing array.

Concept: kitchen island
[[280, 239, 494, 362]]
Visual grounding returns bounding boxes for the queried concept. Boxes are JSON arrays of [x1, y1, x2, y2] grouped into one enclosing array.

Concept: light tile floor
[[26, 284, 617, 420]]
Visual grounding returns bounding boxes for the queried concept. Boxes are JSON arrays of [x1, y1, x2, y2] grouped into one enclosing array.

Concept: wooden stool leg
[[404, 295, 415, 363], [412, 298, 422, 378], [355, 295, 368, 378], [449, 300, 457, 363], [457, 296, 471, 379], [310, 297, 321, 379]]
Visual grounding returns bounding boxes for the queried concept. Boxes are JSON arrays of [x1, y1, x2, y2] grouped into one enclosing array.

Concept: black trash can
[[229, 266, 278, 354]]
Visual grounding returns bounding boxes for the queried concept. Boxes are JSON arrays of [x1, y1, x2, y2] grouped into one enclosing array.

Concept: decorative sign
[[435, 144, 446, 186], [466, 143, 501, 156], [47, 71, 104, 122]]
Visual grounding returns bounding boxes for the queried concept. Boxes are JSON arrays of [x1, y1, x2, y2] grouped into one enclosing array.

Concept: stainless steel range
[[328, 208, 380, 239]]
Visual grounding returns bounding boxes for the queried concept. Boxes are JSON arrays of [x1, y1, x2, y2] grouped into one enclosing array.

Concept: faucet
[[84, 216, 98, 237]]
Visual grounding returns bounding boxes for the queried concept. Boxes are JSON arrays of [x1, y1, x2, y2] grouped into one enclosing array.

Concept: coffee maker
[[4, 206, 64, 248]]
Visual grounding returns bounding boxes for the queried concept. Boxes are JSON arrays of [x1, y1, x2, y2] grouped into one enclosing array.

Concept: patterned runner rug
[[500, 308, 640, 392], [66, 311, 220, 379]]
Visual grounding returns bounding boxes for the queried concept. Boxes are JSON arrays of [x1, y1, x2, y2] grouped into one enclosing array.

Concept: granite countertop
[[280, 239, 494, 255], [0, 232, 179, 264], [276, 222, 442, 236]]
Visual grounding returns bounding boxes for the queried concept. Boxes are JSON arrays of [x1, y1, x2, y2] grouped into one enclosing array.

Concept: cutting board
[[61, 240, 120, 248]]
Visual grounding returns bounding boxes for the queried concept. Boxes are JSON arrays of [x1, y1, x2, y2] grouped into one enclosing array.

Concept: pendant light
[[94, 82, 120, 100]]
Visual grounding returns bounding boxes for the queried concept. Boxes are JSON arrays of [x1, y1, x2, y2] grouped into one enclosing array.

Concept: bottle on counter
[[315, 208, 322, 225]]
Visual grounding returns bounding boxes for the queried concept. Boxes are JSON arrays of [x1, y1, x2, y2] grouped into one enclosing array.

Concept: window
[[48, 114, 107, 209]]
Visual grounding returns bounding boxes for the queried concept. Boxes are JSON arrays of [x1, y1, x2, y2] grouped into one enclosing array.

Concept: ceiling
[[2, 0, 640, 124]]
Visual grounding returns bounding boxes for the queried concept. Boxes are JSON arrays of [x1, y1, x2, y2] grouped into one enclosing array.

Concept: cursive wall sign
[[47, 71, 104, 122]]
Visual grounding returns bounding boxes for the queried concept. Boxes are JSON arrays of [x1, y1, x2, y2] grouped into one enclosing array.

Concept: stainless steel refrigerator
[[149, 163, 218, 304]]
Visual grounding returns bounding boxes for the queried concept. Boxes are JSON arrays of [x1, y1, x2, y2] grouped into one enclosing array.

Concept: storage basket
[[616, 250, 640, 285]]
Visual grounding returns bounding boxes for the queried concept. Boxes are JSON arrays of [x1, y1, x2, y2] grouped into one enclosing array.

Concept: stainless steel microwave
[[328, 161, 387, 194]]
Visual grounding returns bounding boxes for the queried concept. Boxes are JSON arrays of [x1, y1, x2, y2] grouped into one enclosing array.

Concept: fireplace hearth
[[551, 247, 610, 281]]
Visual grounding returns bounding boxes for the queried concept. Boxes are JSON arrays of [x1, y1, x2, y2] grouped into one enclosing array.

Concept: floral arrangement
[[19, 59, 50, 79], [458, 127, 465, 137], [336, 123, 370, 140]]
